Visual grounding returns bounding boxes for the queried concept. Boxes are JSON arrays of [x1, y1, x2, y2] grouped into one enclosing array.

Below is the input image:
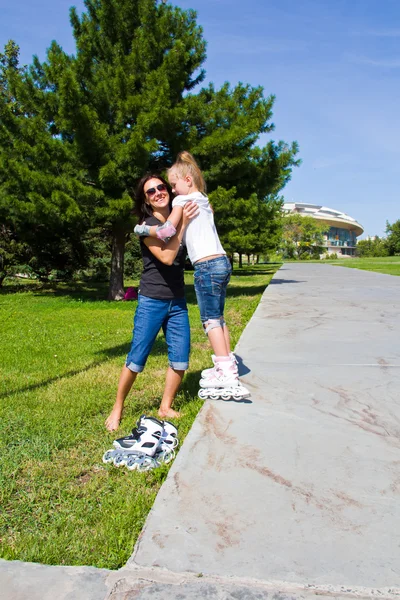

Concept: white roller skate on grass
[[198, 357, 250, 401], [155, 420, 179, 466], [102, 415, 179, 472]]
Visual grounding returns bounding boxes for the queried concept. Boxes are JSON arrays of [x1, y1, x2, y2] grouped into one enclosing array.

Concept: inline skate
[[103, 415, 164, 471], [103, 415, 179, 472], [198, 356, 250, 401], [201, 353, 238, 379]]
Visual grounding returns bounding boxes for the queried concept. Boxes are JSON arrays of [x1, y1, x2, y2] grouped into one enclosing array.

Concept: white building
[[283, 202, 364, 257]]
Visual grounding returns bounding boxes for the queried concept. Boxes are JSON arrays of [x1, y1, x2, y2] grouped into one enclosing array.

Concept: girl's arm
[[163, 205, 183, 229], [135, 205, 184, 241], [144, 202, 198, 265]]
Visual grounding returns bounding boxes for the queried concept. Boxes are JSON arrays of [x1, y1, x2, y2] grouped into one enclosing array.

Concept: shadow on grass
[[0, 280, 111, 302], [0, 337, 191, 400], [0, 360, 109, 400], [1, 266, 278, 302], [232, 266, 280, 277]]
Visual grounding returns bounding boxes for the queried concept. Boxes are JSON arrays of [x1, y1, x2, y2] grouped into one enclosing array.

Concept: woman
[[105, 174, 198, 431]]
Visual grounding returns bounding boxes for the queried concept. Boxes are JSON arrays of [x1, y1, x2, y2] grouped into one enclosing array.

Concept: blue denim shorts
[[193, 255, 232, 324], [126, 295, 190, 373]]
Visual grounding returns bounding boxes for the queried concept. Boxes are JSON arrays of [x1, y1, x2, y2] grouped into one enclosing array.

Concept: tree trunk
[[108, 225, 126, 301], [239, 253, 243, 268]]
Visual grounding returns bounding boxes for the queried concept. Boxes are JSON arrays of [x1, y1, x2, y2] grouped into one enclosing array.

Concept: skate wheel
[[113, 453, 126, 467], [161, 449, 175, 464], [221, 390, 232, 400], [126, 456, 139, 471], [102, 450, 115, 464], [210, 391, 220, 400], [198, 389, 208, 400], [137, 456, 157, 472], [233, 387, 250, 400], [103, 450, 114, 465]]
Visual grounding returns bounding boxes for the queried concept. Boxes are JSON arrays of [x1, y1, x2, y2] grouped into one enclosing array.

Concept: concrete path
[[2, 263, 400, 599]]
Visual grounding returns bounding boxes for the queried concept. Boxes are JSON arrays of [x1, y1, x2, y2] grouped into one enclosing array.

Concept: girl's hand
[[182, 201, 199, 227]]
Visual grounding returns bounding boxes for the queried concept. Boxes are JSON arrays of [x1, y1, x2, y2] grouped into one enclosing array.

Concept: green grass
[[327, 255, 400, 276], [284, 256, 400, 276], [0, 266, 277, 569]]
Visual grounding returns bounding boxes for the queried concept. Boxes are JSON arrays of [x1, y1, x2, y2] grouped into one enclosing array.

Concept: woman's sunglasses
[[145, 183, 167, 197]]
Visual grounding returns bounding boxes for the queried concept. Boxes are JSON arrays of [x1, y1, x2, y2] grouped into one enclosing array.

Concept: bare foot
[[158, 408, 181, 419], [105, 406, 123, 431]]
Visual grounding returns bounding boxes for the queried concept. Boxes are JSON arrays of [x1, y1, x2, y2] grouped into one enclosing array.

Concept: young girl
[[135, 152, 243, 392]]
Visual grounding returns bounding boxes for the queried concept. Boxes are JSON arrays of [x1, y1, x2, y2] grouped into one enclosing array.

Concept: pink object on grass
[[123, 287, 138, 301]]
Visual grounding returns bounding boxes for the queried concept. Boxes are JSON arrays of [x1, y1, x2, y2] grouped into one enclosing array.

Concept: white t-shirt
[[172, 191, 225, 264]]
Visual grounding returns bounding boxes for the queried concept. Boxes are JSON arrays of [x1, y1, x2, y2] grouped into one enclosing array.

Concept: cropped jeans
[[126, 294, 190, 373], [193, 255, 232, 330]]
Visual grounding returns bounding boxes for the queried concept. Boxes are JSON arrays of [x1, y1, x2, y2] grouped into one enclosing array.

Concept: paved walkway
[[2, 263, 400, 599]]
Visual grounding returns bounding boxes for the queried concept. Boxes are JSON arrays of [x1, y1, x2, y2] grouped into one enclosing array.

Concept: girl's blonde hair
[[168, 151, 206, 193]]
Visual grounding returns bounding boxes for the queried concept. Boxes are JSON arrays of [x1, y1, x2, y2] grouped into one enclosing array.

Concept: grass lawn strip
[[297, 256, 400, 276], [0, 266, 277, 569]]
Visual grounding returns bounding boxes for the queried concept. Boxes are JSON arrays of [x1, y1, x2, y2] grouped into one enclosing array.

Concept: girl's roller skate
[[198, 356, 250, 401], [103, 415, 164, 472], [201, 353, 238, 379]]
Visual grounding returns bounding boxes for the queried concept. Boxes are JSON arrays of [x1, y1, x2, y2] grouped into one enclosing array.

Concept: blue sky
[[2, 0, 400, 237]]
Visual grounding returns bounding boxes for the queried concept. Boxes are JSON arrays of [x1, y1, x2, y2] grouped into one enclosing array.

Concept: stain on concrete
[[152, 534, 165, 549]]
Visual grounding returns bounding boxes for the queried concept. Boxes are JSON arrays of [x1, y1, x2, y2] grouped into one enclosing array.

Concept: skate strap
[[127, 427, 144, 441]]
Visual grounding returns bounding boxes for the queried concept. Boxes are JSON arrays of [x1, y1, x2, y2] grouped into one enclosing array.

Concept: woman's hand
[[181, 201, 199, 228]]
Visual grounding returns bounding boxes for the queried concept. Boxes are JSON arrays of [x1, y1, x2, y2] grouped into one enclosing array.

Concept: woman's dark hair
[[134, 174, 172, 223]]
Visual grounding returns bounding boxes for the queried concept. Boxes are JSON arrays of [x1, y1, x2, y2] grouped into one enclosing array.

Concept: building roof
[[283, 202, 364, 236]]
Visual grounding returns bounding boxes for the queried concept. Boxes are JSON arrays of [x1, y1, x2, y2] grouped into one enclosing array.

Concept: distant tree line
[[0, 0, 300, 296], [355, 220, 400, 257]]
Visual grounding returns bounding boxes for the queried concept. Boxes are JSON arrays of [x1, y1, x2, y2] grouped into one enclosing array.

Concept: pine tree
[[30, 0, 206, 298], [0, 41, 101, 282], [2, 1, 300, 295]]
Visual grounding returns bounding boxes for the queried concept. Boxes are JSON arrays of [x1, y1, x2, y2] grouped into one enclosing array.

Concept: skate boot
[[201, 353, 238, 379], [200, 355, 217, 379], [154, 420, 179, 465], [103, 415, 164, 471], [102, 414, 146, 466], [198, 358, 250, 401]]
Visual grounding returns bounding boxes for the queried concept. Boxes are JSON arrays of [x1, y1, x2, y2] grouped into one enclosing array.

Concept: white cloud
[[352, 28, 400, 37], [346, 54, 400, 68]]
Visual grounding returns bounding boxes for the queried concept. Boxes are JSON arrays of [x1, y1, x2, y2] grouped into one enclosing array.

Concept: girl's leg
[[194, 256, 232, 357], [223, 324, 231, 353], [207, 326, 230, 356], [105, 366, 137, 431], [158, 367, 185, 419]]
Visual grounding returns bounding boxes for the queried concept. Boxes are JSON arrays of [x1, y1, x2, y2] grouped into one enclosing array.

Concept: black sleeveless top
[[138, 215, 186, 299]]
